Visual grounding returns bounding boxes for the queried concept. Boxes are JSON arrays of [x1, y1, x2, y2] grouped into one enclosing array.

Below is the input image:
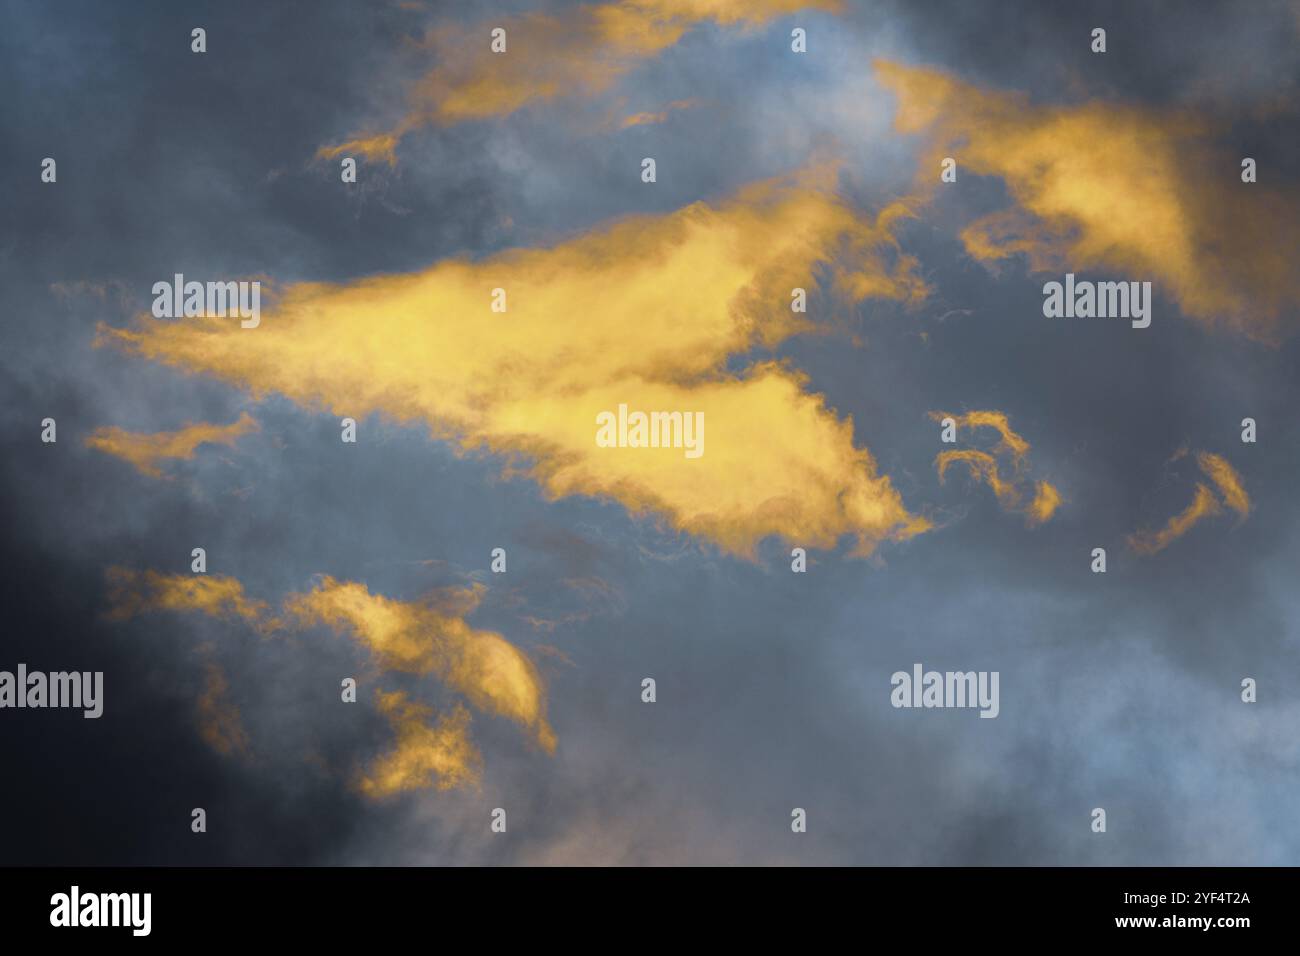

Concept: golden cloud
[[85, 413, 258, 478], [321, 0, 840, 162], [285, 577, 556, 752], [875, 60, 1300, 342], [104, 567, 274, 629], [196, 662, 251, 758], [1026, 480, 1062, 526], [936, 449, 1016, 508], [104, 568, 551, 794], [1197, 450, 1250, 519], [102, 168, 931, 559], [1128, 449, 1250, 554], [930, 410, 1061, 526], [359, 692, 482, 796], [620, 98, 698, 128]]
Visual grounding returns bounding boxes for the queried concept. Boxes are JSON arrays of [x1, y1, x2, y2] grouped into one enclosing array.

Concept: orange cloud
[[1128, 483, 1222, 555], [1026, 480, 1062, 526], [104, 567, 273, 629], [285, 577, 556, 752], [875, 60, 1300, 342], [102, 168, 931, 560], [620, 98, 698, 128], [936, 410, 1030, 463], [359, 692, 482, 796], [196, 662, 250, 757], [320, 0, 840, 161], [85, 413, 258, 478], [930, 410, 1060, 526], [104, 568, 552, 793], [936, 449, 1017, 507], [1127, 449, 1250, 554], [1197, 450, 1250, 519]]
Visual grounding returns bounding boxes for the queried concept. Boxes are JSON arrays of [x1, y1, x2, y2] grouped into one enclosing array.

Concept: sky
[[1, 0, 1298, 865]]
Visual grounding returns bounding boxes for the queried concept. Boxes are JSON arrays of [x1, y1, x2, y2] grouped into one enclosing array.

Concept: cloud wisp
[[319, 0, 840, 163], [104, 569, 552, 795], [930, 410, 1061, 526], [85, 413, 259, 479], [1128, 450, 1250, 555]]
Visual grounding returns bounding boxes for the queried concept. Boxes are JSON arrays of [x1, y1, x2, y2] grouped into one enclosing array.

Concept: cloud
[[930, 410, 1060, 525], [284, 577, 556, 752], [359, 692, 482, 796], [620, 98, 698, 128], [1128, 482, 1223, 556], [319, 0, 840, 162], [103, 568, 552, 791], [936, 449, 1016, 507], [102, 168, 931, 559], [1197, 450, 1250, 519], [1026, 480, 1062, 526], [103, 567, 274, 628], [85, 413, 258, 479], [1128, 449, 1250, 554], [875, 59, 1300, 342], [195, 661, 251, 758]]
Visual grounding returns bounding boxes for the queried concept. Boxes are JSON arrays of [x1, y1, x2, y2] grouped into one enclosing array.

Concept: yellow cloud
[[104, 567, 273, 628], [932, 409, 1030, 463], [1027, 480, 1062, 526], [1128, 449, 1250, 554], [104, 568, 552, 792], [102, 168, 930, 559], [196, 662, 250, 757], [936, 449, 1017, 507], [86, 413, 258, 478], [1128, 482, 1222, 555], [1197, 451, 1250, 518], [317, 131, 402, 167], [875, 60, 1300, 342], [320, 0, 840, 161], [285, 577, 556, 752], [620, 98, 698, 128], [930, 410, 1060, 525], [359, 692, 482, 796]]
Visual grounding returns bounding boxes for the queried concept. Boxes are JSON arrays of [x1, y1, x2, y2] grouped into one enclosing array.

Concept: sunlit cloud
[[104, 567, 274, 629], [320, 1, 840, 162], [285, 577, 556, 752], [359, 692, 482, 796], [620, 98, 698, 128], [196, 661, 251, 758], [102, 167, 931, 560], [1128, 482, 1223, 556], [1128, 449, 1250, 554], [930, 410, 1060, 526], [85, 413, 258, 479], [103, 568, 551, 793], [876, 59, 1300, 342], [1197, 450, 1250, 519]]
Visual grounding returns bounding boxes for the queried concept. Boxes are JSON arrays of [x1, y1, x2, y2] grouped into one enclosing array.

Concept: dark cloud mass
[[0, 0, 1298, 865]]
